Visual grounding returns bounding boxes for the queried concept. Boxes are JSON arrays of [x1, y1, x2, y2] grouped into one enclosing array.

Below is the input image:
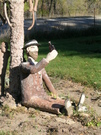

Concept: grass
[[1, 26, 101, 90], [37, 35, 101, 90]]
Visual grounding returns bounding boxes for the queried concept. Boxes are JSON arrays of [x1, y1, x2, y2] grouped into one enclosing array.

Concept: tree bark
[[9, 0, 24, 101]]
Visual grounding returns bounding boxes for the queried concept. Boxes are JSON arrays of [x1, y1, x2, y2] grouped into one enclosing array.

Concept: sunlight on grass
[[38, 36, 101, 90], [1, 32, 101, 90]]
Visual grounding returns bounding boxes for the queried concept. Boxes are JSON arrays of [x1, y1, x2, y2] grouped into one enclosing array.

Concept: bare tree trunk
[[9, 0, 24, 101]]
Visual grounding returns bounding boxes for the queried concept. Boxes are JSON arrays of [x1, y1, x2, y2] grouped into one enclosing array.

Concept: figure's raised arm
[[20, 58, 48, 74]]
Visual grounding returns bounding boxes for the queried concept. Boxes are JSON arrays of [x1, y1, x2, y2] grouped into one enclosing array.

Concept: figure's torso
[[20, 60, 47, 102]]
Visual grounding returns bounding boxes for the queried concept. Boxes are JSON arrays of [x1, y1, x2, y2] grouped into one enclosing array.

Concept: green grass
[[1, 27, 101, 90], [37, 35, 101, 90]]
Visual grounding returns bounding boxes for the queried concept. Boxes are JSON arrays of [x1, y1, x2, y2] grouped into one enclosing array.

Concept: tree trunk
[[9, 0, 24, 101]]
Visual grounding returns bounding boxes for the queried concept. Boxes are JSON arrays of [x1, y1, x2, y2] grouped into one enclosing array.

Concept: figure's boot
[[77, 93, 87, 112], [65, 98, 73, 116]]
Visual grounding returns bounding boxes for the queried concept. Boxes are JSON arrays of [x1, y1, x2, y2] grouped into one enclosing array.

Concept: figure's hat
[[23, 39, 40, 49]]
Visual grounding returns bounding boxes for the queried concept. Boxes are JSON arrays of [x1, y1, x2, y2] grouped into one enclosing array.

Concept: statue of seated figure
[[20, 39, 71, 115], [20, 40, 87, 115]]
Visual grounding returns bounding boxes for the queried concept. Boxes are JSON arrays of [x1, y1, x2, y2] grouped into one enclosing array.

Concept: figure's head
[[24, 40, 40, 60]]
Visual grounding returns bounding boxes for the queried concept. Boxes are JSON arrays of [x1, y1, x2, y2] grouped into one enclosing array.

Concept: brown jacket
[[20, 57, 65, 114], [20, 57, 56, 102]]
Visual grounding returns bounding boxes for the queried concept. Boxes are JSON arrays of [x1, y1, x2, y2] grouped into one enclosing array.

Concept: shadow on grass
[[37, 36, 101, 59], [24, 25, 101, 59], [1, 24, 101, 59]]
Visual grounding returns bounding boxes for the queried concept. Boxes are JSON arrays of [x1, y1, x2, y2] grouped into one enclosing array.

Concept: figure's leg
[[22, 96, 65, 114], [77, 93, 87, 112], [65, 98, 73, 116]]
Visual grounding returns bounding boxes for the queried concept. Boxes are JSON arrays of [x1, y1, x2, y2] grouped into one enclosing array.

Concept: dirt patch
[[0, 78, 101, 135], [52, 77, 101, 116]]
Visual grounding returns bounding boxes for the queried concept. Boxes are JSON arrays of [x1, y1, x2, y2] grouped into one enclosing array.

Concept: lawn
[[0, 34, 101, 90], [37, 35, 101, 90]]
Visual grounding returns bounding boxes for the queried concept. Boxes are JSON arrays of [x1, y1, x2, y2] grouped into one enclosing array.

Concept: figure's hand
[[46, 50, 58, 62], [48, 41, 55, 52]]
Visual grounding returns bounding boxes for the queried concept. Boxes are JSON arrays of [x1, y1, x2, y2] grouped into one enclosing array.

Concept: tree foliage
[[0, 0, 101, 21], [24, 0, 101, 17]]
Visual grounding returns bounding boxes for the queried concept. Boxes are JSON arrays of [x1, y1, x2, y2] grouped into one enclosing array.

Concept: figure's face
[[26, 45, 38, 60]]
